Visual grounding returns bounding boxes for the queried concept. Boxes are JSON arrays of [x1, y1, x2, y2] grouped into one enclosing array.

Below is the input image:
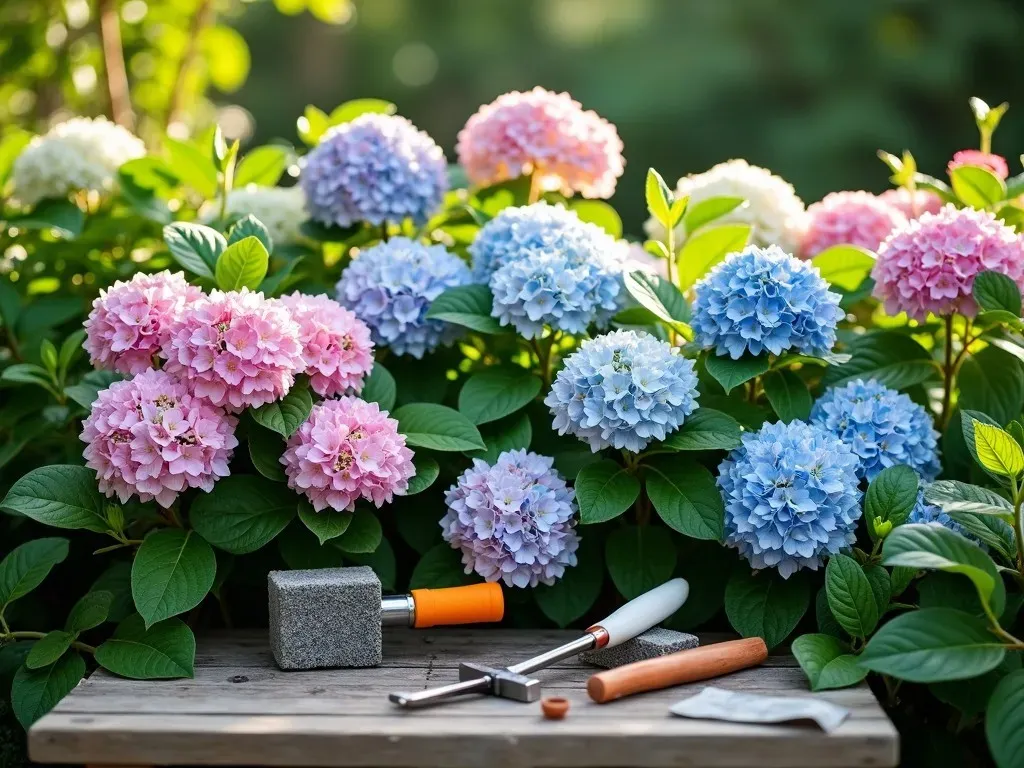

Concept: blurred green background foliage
[[5, 0, 1024, 232]]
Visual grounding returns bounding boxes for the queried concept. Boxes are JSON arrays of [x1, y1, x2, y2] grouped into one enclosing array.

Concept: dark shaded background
[[233, 0, 1024, 235]]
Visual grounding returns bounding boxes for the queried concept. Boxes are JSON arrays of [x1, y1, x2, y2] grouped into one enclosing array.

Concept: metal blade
[[389, 675, 493, 708]]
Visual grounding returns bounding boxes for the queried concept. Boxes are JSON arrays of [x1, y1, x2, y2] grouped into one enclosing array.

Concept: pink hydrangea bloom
[[162, 288, 303, 412], [281, 397, 415, 513], [80, 368, 238, 508], [457, 87, 624, 199], [84, 271, 204, 375], [878, 188, 944, 219], [800, 191, 908, 259], [872, 205, 1024, 320], [948, 150, 1009, 180], [277, 292, 374, 398]]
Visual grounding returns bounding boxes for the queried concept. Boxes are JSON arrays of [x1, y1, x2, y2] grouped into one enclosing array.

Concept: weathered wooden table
[[30, 629, 899, 767]]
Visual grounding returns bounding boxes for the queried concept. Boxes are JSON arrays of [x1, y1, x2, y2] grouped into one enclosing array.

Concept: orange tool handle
[[586, 637, 768, 704], [410, 583, 504, 628]]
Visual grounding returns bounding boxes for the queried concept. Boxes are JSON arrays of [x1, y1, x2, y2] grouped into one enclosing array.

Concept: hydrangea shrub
[[2, 94, 1024, 768]]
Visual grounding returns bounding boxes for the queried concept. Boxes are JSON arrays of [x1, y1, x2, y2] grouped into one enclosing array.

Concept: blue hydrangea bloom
[[335, 237, 471, 358], [544, 329, 699, 452], [718, 420, 862, 579], [490, 250, 622, 338], [469, 202, 622, 282], [810, 378, 941, 482], [692, 245, 843, 360], [441, 449, 579, 588], [301, 114, 447, 228], [907, 488, 984, 547]]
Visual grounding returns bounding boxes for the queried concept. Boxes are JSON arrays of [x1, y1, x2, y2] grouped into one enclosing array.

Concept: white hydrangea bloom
[[11, 117, 145, 206], [225, 185, 307, 246], [646, 159, 806, 253]]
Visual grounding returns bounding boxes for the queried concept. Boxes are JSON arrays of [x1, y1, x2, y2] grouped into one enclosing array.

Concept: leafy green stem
[[1012, 476, 1024, 580], [4, 630, 96, 655], [940, 314, 955, 430]]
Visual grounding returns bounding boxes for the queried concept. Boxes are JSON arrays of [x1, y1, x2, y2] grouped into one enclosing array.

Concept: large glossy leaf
[[131, 529, 216, 627], [724, 569, 809, 650], [859, 608, 1005, 682], [645, 457, 724, 540], [1, 465, 108, 531], [94, 614, 196, 679], [393, 403, 485, 452], [882, 523, 1005, 616], [659, 408, 742, 452], [191, 476, 297, 554], [457, 369, 541, 425], [575, 460, 640, 524]]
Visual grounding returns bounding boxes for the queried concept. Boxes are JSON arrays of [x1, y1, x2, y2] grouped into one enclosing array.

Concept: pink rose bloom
[[800, 191, 908, 259], [277, 292, 374, 398], [162, 288, 302, 412], [872, 205, 1024, 320], [457, 87, 624, 199], [281, 397, 415, 513], [948, 150, 1010, 180], [878, 188, 944, 220], [84, 271, 204, 375], [80, 368, 238, 508]]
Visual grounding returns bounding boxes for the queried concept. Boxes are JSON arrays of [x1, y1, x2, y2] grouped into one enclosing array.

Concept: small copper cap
[[541, 696, 570, 720]]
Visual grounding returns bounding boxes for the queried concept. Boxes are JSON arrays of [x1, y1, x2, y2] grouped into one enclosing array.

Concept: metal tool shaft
[[389, 676, 492, 708], [508, 633, 597, 675]]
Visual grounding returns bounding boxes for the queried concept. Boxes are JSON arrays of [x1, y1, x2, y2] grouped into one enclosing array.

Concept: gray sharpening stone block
[[580, 627, 700, 669], [269, 566, 382, 670]]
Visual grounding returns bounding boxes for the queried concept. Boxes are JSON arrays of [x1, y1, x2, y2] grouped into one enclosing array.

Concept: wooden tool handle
[[586, 637, 768, 704]]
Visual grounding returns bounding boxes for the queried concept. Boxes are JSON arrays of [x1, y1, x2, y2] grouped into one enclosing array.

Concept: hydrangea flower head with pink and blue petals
[[441, 449, 579, 588], [810, 378, 940, 482], [335, 237, 472, 358], [301, 113, 447, 228], [692, 245, 842, 360], [718, 420, 862, 579], [545, 329, 699, 452]]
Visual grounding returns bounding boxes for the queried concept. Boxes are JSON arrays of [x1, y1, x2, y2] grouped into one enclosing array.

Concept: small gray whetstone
[[268, 566, 382, 670], [581, 627, 699, 668]]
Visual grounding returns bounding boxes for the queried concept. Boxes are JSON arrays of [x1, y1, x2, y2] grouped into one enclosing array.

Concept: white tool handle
[[592, 578, 689, 648]]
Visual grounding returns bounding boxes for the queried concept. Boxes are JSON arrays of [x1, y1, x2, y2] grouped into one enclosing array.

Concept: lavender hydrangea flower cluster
[[718, 420, 862, 579], [810, 379, 941, 482], [545, 330, 699, 452], [473, 204, 625, 338], [335, 237, 472, 358], [301, 113, 447, 228], [441, 449, 579, 588], [692, 245, 843, 360]]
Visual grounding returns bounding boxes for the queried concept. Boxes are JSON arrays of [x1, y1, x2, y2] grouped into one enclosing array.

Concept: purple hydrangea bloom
[[441, 449, 579, 588], [810, 379, 940, 482], [545, 329, 699, 452], [718, 420, 862, 579], [692, 245, 843, 360], [301, 114, 447, 228], [335, 237, 472, 358]]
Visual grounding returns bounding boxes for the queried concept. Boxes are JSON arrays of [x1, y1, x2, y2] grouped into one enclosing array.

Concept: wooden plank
[[32, 712, 898, 768], [29, 629, 899, 768]]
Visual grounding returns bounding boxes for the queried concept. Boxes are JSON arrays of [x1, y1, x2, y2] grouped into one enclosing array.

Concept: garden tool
[[586, 637, 768, 703], [269, 566, 504, 669], [389, 577, 689, 708]]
